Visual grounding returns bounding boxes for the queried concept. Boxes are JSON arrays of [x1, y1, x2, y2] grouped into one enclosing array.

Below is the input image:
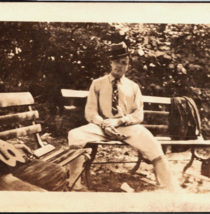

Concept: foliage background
[[1, 22, 210, 138]]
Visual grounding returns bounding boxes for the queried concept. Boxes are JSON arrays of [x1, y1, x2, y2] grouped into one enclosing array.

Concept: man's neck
[[110, 73, 124, 80]]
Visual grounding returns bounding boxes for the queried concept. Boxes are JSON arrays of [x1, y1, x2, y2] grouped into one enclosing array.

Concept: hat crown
[[109, 42, 129, 59]]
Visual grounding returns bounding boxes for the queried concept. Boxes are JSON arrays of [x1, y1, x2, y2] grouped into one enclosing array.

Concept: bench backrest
[[61, 89, 171, 136], [0, 92, 44, 148]]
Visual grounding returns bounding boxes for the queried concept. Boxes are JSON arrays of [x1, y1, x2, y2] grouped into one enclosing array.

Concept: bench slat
[[144, 110, 169, 115], [53, 149, 88, 166], [0, 92, 34, 107], [63, 106, 170, 117], [33, 144, 56, 158], [156, 136, 171, 141], [61, 89, 171, 104], [0, 111, 39, 125], [61, 89, 89, 98], [143, 124, 168, 131], [40, 148, 67, 161], [160, 140, 210, 145], [88, 139, 210, 146], [0, 124, 42, 140], [142, 96, 171, 104], [52, 150, 76, 164]]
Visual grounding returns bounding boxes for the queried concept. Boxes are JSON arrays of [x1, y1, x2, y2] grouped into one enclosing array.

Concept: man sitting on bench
[[68, 42, 181, 192], [0, 140, 84, 191]]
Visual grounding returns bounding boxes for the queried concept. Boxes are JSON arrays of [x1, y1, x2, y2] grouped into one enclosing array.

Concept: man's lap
[[68, 123, 164, 161]]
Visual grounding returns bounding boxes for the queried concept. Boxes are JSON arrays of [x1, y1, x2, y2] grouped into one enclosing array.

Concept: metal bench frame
[[61, 89, 210, 188]]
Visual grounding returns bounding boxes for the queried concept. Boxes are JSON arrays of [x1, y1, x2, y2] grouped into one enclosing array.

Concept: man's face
[[110, 56, 129, 78]]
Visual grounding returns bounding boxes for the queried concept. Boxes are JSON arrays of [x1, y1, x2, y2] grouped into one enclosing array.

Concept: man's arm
[[85, 80, 104, 126], [119, 84, 144, 126]]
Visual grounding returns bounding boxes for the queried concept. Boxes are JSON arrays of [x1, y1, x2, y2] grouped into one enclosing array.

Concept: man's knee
[[68, 128, 78, 145], [152, 155, 167, 166]]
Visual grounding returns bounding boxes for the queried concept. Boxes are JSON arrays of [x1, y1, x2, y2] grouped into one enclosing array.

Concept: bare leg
[[153, 156, 181, 192], [68, 155, 86, 190]]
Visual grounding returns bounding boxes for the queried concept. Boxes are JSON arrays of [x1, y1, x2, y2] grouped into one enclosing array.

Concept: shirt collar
[[108, 73, 125, 84]]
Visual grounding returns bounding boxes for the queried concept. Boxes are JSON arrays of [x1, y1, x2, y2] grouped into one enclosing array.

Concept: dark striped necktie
[[112, 78, 119, 116]]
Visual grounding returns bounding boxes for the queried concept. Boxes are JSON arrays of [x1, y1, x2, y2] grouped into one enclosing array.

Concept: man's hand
[[103, 125, 129, 141], [101, 106, 126, 128], [102, 118, 121, 128]]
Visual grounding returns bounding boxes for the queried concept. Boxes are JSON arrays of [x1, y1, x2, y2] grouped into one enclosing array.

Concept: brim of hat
[[109, 53, 129, 60]]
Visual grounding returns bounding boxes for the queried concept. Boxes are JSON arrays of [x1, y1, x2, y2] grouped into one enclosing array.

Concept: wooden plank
[[40, 149, 68, 162], [61, 89, 171, 104], [142, 96, 171, 104], [64, 107, 170, 116], [0, 111, 39, 125], [144, 110, 169, 115], [0, 92, 34, 107], [87, 141, 125, 145], [64, 106, 77, 110], [28, 106, 45, 148], [88, 137, 170, 145], [156, 136, 171, 141], [0, 124, 42, 140], [50, 150, 76, 163], [61, 89, 89, 98], [143, 124, 168, 131], [33, 144, 56, 158], [56, 149, 87, 166], [88, 138, 210, 146], [159, 139, 210, 145]]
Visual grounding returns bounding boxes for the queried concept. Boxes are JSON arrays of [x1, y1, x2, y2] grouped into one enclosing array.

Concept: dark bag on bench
[[169, 96, 202, 152]]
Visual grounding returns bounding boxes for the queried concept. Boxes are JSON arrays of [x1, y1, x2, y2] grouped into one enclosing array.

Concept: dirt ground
[[86, 145, 210, 194], [37, 134, 210, 194]]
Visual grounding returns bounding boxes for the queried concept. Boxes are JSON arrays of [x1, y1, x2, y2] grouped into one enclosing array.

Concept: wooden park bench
[[0, 92, 91, 191], [61, 88, 210, 188]]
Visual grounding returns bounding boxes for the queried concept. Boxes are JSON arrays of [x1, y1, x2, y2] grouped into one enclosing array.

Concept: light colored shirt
[[85, 73, 144, 126]]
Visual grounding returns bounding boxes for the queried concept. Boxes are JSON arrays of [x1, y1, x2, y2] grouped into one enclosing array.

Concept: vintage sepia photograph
[[1, 2, 210, 212]]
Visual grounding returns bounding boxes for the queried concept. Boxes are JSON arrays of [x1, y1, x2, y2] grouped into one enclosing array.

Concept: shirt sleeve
[[122, 84, 144, 125], [85, 80, 104, 126]]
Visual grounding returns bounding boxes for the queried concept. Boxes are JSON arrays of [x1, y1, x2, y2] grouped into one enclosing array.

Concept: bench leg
[[130, 151, 143, 175], [182, 147, 195, 178], [85, 144, 98, 189], [201, 159, 210, 177]]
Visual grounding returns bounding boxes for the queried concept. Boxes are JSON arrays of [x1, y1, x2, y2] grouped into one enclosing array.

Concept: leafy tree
[[1, 22, 210, 137]]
